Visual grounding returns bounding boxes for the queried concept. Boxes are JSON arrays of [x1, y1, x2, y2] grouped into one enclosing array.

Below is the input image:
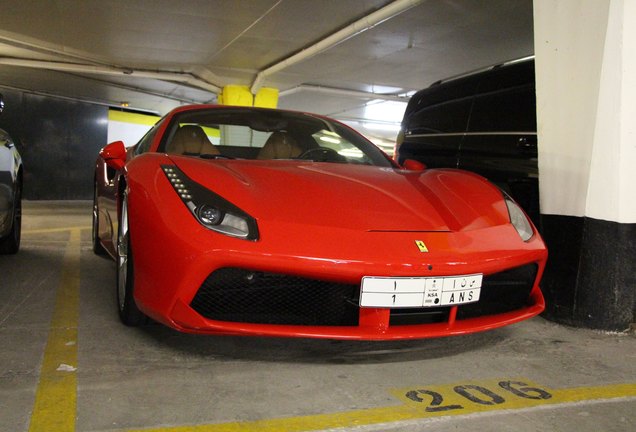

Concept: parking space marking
[[28, 229, 81, 432], [19, 224, 635, 432], [23, 225, 91, 235], [123, 380, 636, 432], [393, 378, 635, 415]]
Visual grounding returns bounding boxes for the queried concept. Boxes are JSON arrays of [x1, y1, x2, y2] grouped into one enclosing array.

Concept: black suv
[[395, 58, 539, 226]]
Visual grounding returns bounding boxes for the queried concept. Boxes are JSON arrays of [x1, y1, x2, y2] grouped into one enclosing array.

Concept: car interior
[[160, 109, 391, 166]]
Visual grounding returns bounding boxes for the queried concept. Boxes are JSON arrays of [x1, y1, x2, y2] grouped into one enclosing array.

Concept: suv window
[[467, 85, 536, 132], [407, 97, 472, 134]]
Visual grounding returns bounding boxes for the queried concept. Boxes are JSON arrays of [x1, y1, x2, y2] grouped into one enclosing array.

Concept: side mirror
[[402, 159, 426, 171], [100, 141, 127, 171]]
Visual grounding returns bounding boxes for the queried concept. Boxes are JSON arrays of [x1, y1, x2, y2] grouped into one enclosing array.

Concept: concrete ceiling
[[0, 0, 534, 145]]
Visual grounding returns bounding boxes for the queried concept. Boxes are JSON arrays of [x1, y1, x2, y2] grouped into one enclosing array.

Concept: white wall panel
[[535, 0, 636, 223], [106, 110, 159, 148], [534, 0, 609, 218], [586, 0, 636, 223]]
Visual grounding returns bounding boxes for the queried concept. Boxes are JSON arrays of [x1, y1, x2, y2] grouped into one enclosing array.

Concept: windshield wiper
[[200, 154, 234, 160]]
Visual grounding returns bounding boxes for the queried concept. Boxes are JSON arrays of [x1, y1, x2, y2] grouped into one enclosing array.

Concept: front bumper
[[165, 264, 545, 340], [170, 263, 545, 340], [129, 192, 547, 339]]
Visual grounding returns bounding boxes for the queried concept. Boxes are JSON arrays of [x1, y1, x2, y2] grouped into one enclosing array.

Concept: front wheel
[[116, 192, 145, 326], [0, 178, 22, 254], [92, 182, 107, 255]]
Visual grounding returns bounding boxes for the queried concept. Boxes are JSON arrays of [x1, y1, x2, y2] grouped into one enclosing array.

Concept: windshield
[[159, 108, 392, 167]]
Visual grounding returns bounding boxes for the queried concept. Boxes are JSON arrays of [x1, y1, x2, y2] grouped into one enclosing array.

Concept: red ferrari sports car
[[93, 105, 547, 340]]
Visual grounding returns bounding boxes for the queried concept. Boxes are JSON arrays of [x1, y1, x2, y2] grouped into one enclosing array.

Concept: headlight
[[162, 165, 258, 240], [504, 193, 534, 242], [197, 205, 223, 225]]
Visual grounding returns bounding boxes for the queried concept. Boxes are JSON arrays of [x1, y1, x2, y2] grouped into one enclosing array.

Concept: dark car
[[394, 58, 539, 226], [0, 93, 23, 254]]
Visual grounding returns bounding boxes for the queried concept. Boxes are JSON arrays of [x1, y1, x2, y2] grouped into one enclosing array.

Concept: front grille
[[389, 264, 538, 326], [457, 263, 538, 319], [190, 268, 360, 326], [190, 264, 539, 328]]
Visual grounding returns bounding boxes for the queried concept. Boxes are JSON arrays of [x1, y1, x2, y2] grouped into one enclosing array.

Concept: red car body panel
[[95, 105, 547, 340]]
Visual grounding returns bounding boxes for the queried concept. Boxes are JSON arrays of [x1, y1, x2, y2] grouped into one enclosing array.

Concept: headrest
[[257, 131, 302, 159]]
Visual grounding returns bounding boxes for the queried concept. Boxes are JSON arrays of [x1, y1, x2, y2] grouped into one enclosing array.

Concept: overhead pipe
[[0, 30, 222, 94], [0, 57, 221, 94], [0, 29, 116, 67], [0, 82, 163, 114], [279, 84, 410, 102], [250, 0, 423, 93]]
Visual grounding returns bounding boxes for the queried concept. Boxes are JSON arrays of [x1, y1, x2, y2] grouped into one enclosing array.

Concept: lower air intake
[[190, 268, 359, 326]]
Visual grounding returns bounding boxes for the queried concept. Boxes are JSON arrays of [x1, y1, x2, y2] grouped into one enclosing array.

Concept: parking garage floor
[[1, 201, 635, 432]]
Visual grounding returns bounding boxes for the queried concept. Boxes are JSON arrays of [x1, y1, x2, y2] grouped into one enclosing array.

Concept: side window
[[406, 98, 472, 134], [467, 85, 536, 133], [134, 124, 160, 155], [467, 61, 536, 133]]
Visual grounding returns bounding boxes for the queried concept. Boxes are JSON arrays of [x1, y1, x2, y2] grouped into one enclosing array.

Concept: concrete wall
[[0, 89, 108, 200], [534, 0, 635, 330]]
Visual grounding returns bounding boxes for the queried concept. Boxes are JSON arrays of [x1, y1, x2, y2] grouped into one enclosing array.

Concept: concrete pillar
[[534, 0, 635, 330]]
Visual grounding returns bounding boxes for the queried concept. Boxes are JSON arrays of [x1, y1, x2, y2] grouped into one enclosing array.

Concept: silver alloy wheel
[[12, 180, 21, 247], [0, 178, 22, 254], [92, 182, 107, 255], [117, 194, 129, 312]]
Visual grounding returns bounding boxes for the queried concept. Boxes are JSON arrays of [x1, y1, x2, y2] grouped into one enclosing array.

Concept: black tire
[[116, 192, 145, 326], [92, 182, 107, 255], [0, 178, 21, 255]]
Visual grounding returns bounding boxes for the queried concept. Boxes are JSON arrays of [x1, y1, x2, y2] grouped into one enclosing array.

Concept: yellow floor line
[[124, 380, 636, 432], [23, 226, 91, 235], [20, 223, 636, 432], [28, 229, 81, 432]]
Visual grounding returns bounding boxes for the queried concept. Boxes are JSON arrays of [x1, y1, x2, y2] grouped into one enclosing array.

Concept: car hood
[[169, 157, 510, 232]]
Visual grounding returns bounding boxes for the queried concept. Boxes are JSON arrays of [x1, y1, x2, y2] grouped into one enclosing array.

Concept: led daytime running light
[[161, 165, 258, 240], [163, 166, 193, 200]]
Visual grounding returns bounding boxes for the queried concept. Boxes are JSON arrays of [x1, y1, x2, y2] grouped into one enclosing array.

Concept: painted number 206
[[405, 381, 552, 412]]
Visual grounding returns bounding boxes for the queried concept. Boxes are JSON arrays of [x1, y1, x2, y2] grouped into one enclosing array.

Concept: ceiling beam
[[250, 0, 424, 93], [0, 57, 221, 94]]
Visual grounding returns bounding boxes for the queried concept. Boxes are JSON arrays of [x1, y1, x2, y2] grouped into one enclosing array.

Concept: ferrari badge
[[415, 240, 429, 253]]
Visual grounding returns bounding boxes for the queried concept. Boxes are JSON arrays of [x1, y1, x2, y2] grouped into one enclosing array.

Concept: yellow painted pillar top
[[219, 85, 278, 108]]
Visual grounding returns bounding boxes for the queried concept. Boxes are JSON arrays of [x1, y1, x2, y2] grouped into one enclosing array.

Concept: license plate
[[360, 274, 482, 308]]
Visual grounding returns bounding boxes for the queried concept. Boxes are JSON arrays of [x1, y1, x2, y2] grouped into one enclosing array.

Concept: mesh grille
[[457, 263, 538, 319], [190, 268, 360, 326], [190, 264, 539, 328], [389, 264, 538, 326]]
